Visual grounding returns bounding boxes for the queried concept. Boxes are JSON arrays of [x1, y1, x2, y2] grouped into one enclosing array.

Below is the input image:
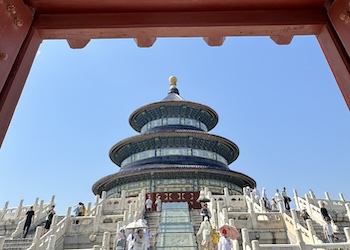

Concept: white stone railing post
[[1, 201, 9, 219], [28, 226, 43, 250], [246, 202, 257, 229], [278, 200, 285, 213], [50, 195, 55, 206], [293, 189, 301, 211], [242, 228, 250, 250], [46, 235, 56, 250], [251, 240, 259, 250], [346, 204, 350, 221], [86, 202, 92, 216], [290, 209, 299, 229], [93, 205, 102, 233], [304, 194, 313, 218], [295, 229, 306, 250], [120, 190, 126, 210], [224, 187, 229, 206], [36, 200, 44, 223], [101, 231, 110, 250], [0, 236, 5, 249], [33, 197, 39, 211], [232, 239, 240, 250], [344, 227, 350, 243], [14, 199, 23, 219], [65, 207, 72, 228], [324, 192, 333, 210], [339, 193, 346, 202]]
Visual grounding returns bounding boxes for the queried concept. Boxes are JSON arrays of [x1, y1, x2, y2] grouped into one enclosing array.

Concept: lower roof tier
[[92, 165, 255, 197], [109, 130, 239, 166]]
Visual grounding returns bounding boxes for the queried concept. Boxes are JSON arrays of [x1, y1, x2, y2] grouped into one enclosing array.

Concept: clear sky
[[0, 36, 349, 215]]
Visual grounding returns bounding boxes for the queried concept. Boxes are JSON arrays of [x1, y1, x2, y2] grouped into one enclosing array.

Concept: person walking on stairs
[[23, 206, 34, 238]]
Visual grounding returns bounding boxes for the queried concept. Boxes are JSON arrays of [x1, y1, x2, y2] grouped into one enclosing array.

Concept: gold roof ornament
[[169, 76, 177, 89]]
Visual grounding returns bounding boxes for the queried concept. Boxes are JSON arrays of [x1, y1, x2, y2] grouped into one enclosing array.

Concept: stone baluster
[[116, 221, 123, 232], [224, 187, 229, 206], [251, 240, 259, 250], [295, 229, 306, 250], [290, 209, 299, 229], [344, 227, 350, 243], [325, 192, 334, 210], [278, 200, 284, 213], [345, 204, 350, 221], [65, 207, 72, 228], [50, 195, 55, 206], [222, 208, 228, 225], [95, 194, 100, 208], [1, 201, 8, 219], [87, 202, 92, 216], [211, 208, 218, 230], [120, 190, 126, 210], [50, 214, 58, 235], [33, 197, 39, 211], [101, 231, 110, 250], [94, 205, 102, 232], [247, 202, 257, 229], [339, 193, 346, 202], [304, 194, 313, 218], [232, 239, 239, 250], [308, 189, 316, 200], [37, 200, 44, 222], [46, 235, 56, 250], [259, 199, 265, 212], [241, 228, 250, 250], [28, 226, 43, 250], [293, 189, 301, 211], [123, 210, 128, 223], [0, 236, 5, 249], [14, 199, 23, 219]]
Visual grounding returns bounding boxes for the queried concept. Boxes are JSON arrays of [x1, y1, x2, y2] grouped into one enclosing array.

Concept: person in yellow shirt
[[211, 228, 220, 250]]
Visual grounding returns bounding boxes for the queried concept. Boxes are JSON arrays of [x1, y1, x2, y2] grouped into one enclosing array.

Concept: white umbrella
[[125, 220, 148, 229]]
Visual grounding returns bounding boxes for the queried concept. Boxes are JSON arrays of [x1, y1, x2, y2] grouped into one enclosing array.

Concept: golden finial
[[169, 76, 177, 89]]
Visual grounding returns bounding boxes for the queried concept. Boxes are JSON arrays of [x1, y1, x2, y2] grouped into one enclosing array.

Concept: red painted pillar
[[317, 0, 350, 109], [0, 0, 41, 147]]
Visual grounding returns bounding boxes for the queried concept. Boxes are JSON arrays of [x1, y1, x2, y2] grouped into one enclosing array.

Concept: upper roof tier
[[129, 76, 219, 133]]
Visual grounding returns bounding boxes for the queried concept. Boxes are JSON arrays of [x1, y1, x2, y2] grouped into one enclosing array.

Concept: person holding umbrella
[[218, 224, 240, 250]]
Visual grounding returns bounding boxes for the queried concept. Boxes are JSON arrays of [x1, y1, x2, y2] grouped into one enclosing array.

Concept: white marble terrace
[[0, 188, 350, 250]]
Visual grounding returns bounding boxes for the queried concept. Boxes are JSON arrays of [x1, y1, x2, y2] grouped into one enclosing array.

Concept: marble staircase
[[144, 211, 161, 250]]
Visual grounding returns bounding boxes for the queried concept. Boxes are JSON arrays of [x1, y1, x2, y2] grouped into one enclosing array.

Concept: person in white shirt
[[218, 233, 232, 250], [133, 229, 147, 250], [323, 217, 337, 243], [145, 195, 153, 212]]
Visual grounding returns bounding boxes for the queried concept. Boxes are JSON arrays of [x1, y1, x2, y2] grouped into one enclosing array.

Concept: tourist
[[155, 195, 162, 212], [143, 228, 152, 250], [323, 217, 337, 243], [197, 216, 212, 250], [73, 202, 83, 224], [126, 228, 136, 250], [200, 203, 211, 221], [133, 228, 147, 250], [138, 214, 148, 225], [252, 186, 260, 203], [320, 202, 331, 221], [44, 205, 55, 234], [282, 187, 291, 211], [218, 229, 232, 250], [81, 202, 86, 216], [145, 195, 153, 212], [23, 206, 34, 238], [300, 209, 310, 221], [115, 228, 126, 250], [275, 189, 283, 205], [261, 187, 271, 210], [271, 198, 277, 210], [211, 228, 220, 250]]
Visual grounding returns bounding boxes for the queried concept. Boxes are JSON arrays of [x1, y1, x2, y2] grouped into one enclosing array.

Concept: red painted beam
[[33, 9, 327, 40], [0, 0, 34, 93], [317, 22, 350, 109], [0, 28, 42, 148], [328, 0, 350, 56]]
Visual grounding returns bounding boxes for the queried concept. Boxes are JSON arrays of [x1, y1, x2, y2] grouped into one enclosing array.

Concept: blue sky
[[0, 36, 349, 214]]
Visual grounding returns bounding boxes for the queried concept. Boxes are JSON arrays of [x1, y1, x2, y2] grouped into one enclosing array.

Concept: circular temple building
[[92, 76, 255, 207]]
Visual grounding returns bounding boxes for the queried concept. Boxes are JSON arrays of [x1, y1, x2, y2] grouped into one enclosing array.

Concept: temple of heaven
[[92, 76, 255, 207]]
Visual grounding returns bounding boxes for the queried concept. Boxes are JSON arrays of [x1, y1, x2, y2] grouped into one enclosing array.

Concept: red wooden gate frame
[[0, 0, 349, 147]]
